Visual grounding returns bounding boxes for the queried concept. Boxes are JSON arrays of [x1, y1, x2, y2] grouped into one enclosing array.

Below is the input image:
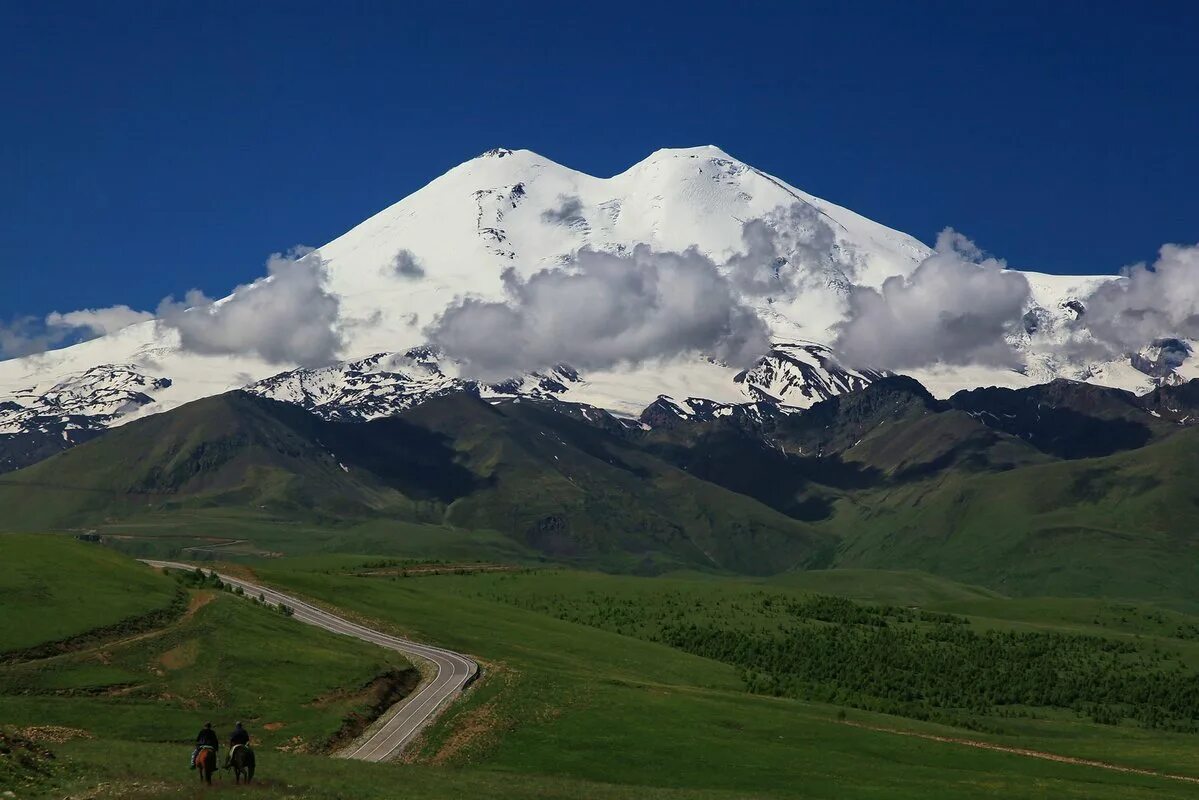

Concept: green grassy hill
[[6, 379, 1199, 602], [827, 425, 1199, 603], [409, 395, 833, 573], [0, 535, 180, 655], [0, 392, 481, 529], [9, 538, 1199, 798], [0, 392, 833, 575], [947, 379, 1180, 458], [249, 559, 1199, 799], [0, 535, 417, 796]]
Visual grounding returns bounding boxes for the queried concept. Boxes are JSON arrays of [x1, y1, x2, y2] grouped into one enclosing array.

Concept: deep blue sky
[[4, 1, 1197, 321]]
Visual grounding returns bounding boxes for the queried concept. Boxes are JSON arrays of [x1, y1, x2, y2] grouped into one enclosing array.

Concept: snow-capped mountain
[[0, 145, 1188, 463], [245, 348, 584, 422], [0, 364, 172, 436]]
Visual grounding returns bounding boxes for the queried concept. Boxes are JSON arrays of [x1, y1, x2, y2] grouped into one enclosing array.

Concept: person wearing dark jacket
[[191, 722, 219, 769], [225, 721, 251, 769], [229, 722, 250, 748]]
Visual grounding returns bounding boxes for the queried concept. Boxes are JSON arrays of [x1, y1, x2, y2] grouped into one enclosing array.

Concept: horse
[[229, 744, 256, 784], [195, 746, 218, 785]]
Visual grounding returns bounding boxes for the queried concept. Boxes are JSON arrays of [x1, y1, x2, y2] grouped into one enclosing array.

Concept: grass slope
[[6, 542, 1199, 798], [827, 426, 1199, 603], [245, 560, 1199, 799], [409, 395, 832, 573], [0, 392, 833, 575], [0, 392, 480, 529], [0, 535, 179, 654], [5, 380, 1199, 603], [0, 537, 416, 761]]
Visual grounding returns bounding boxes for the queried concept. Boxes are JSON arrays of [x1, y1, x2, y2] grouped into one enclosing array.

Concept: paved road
[[141, 560, 478, 762]]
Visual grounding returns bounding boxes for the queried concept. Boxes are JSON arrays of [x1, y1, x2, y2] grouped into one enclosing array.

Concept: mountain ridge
[[6, 372, 1199, 601]]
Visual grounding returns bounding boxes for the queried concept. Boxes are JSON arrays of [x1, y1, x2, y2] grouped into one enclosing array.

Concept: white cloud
[[157, 247, 342, 367], [0, 317, 51, 361], [0, 304, 154, 361], [834, 229, 1031, 370], [427, 244, 770, 380], [1077, 243, 1199, 355], [725, 202, 850, 296], [45, 305, 154, 336]]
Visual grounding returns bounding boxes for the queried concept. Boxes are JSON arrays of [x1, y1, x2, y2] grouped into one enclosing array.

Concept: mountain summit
[[0, 147, 1185, 459]]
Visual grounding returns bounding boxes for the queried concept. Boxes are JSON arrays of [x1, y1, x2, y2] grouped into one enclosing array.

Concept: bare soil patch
[[313, 668, 421, 753], [17, 726, 92, 745], [355, 563, 522, 578]]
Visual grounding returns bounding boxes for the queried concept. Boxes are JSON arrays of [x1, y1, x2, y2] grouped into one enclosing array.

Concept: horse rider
[[191, 721, 219, 769], [226, 721, 251, 767]]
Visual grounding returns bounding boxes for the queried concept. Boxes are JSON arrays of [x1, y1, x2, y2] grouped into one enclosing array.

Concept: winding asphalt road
[[141, 560, 478, 762]]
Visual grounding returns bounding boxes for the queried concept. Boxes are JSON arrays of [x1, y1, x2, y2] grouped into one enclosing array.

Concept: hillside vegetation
[[0, 537, 416, 765], [0, 535, 180, 655], [0, 392, 833, 575], [3, 375, 1199, 602], [9, 538, 1199, 797], [828, 426, 1199, 602], [254, 560, 1199, 798]]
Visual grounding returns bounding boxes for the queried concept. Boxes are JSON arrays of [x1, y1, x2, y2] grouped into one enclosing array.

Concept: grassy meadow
[[6, 535, 1199, 798]]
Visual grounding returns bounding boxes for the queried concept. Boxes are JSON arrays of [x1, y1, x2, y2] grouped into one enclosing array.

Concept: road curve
[[141, 560, 478, 762]]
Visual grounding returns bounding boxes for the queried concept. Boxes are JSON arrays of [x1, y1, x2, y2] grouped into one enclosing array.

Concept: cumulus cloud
[[45, 305, 154, 336], [427, 245, 770, 380], [157, 247, 342, 367], [725, 202, 848, 296], [540, 195, 585, 225], [0, 304, 155, 361], [834, 229, 1031, 370], [1076, 243, 1199, 356], [390, 249, 426, 279], [0, 317, 51, 360]]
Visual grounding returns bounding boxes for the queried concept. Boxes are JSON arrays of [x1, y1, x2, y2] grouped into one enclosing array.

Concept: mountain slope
[[948, 379, 1187, 458], [639, 376, 1051, 524], [0, 392, 481, 528], [0, 391, 832, 574], [7, 372, 1199, 600], [827, 425, 1199, 602]]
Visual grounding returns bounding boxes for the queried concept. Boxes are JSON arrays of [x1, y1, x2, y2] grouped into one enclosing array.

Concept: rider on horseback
[[225, 721, 251, 767], [230, 721, 250, 748], [190, 722, 219, 769], [227, 722, 256, 783]]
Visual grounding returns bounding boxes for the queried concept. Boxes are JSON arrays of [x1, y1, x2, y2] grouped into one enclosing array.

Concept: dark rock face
[[1022, 310, 1041, 335], [0, 364, 172, 474], [1062, 299, 1086, 318], [0, 428, 106, 473], [1139, 378, 1199, 423], [948, 379, 1165, 459], [1131, 338, 1192, 382], [771, 376, 942, 457]]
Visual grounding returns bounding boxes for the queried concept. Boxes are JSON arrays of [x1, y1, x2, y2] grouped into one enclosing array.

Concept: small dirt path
[[15, 592, 216, 667], [842, 720, 1199, 784]]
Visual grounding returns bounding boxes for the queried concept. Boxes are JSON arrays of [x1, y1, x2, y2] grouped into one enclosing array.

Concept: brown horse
[[196, 746, 218, 785]]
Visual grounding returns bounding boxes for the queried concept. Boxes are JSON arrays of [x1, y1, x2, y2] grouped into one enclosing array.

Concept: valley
[[6, 536, 1199, 799]]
